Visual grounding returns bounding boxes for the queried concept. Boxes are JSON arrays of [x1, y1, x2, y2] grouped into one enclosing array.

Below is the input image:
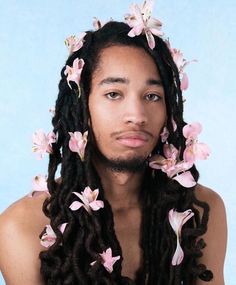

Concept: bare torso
[[0, 192, 142, 283], [113, 205, 143, 279], [0, 185, 227, 285]]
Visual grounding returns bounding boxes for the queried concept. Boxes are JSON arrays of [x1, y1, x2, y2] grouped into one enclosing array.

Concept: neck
[[94, 159, 145, 211]]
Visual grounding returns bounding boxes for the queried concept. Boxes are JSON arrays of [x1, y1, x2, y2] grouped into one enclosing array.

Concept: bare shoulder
[[194, 184, 227, 285], [0, 193, 49, 284], [195, 183, 225, 205], [0, 192, 49, 234]]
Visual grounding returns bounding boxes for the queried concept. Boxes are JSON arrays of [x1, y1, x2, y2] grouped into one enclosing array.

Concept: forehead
[[92, 45, 160, 81]]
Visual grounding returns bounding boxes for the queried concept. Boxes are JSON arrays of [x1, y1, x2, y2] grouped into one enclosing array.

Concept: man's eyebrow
[[98, 77, 163, 86], [99, 77, 129, 85], [146, 78, 163, 86]]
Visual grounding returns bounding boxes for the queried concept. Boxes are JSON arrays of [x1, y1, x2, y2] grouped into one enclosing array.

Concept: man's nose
[[122, 96, 148, 126]]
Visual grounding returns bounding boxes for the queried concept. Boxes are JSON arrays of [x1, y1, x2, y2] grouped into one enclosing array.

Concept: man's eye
[[145, 93, 161, 102], [105, 92, 121, 100]]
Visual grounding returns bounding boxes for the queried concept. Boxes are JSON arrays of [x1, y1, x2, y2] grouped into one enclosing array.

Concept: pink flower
[[124, 0, 163, 49], [28, 174, 50, 197], [171, 49, 188, 73], [149, 144, 196, 188], [180, 72, 189, 91], [93, 17, 104, 30], [40, 223, 68, 248], [184, 142, 211, 163], [68, 130, 88, 161], [150, 122, 210, 187], [170, 48, 196, 91], [64, 32, 86, 55], [91, 248, 120, 273], [183, 122, 202, 143], [69, 186, 104, 214], [64, 58, 85, 89], [168, 209, 194, 265], [183, 122, 211, 163], [149, 144, 180, 175], [32, 129, 57, 159]]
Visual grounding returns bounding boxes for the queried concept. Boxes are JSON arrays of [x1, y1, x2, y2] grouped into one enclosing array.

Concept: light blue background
[[0, 0, 235, 284]]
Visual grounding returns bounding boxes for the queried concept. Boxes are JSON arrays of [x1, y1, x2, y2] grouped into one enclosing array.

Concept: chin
[[101, 154, 148, 173], [92, 144, 150, 172]]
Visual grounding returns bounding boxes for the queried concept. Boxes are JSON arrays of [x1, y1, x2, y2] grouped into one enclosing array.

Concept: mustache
[[111, 129, 154, 139]]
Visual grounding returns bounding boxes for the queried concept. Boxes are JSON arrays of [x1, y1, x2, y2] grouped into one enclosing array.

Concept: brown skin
[[89, 46, 166, 209], [0, 186, 227, 284], [89, 46, 166, 166], [89, 46, 166, 278], [0, 46, 227, 284]]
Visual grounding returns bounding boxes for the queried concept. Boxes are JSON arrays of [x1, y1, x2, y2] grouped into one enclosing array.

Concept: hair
[[39, 21, 213, 284]]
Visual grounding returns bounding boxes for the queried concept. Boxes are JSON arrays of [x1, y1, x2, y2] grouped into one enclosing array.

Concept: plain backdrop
[[0, 0, 235, 284]]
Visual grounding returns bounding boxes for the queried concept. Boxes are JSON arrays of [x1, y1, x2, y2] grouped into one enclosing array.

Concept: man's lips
[[115, 131, 152, 148]]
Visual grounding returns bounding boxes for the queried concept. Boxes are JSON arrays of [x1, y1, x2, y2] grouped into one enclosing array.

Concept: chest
[[113, 208, 142, 280]]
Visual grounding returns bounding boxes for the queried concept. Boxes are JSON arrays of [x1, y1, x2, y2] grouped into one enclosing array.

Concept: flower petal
[[145, 29, 155, 49], [180, 72, 189, 91], [40, 225, 56, 248], [128, 24, 144, 37], [69, 201, 83, 211], [163, 144, 178, 160], [32, 129, 55, 159], [172, 238, 184, 266], [193, 142, 211, 160], [83, 186, 94, 200], [100, 248, 120, 273], [40, 232, 56, 248], [59, 223, 68, 234], [173, 171, 196, 188], [71, 187, 103, 213], [169, 208, 194, 236], [68, 131, 88, 160], [93, 17, 103, 30], [65, 58, 85, 89], [168, 208, 194, 266], [183, 142, 210, 163], [89, 200, 104, 211], [148, 154, 166, 169], [28, 174, 50, 197], [90, 260, 96, 266], [183, 122, 202, 140], [64, 33, 86, 54]]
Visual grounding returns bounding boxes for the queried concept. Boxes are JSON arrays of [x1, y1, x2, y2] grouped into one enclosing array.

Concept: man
[[0, 4, 227, 285]]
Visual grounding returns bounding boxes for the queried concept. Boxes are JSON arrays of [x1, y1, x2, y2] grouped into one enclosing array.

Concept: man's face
[[88, 45, 166, 171]]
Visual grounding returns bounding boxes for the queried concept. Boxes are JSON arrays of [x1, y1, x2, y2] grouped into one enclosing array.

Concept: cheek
[[152, 100, 166, 120], [89, 100, 113, 143], [149, 105, 167, 138]]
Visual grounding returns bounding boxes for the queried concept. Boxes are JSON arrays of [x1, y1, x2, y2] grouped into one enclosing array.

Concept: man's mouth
[[116, 131, 150, 148]]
